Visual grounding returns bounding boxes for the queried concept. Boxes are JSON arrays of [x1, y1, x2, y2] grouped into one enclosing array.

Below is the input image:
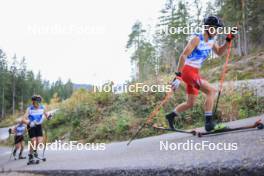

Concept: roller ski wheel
[[34, 155, 46, 162], [36, 157, 46, 162], [19, 156, 26, 160], [190, 130, 196, 136], [257, 123, 264, 129], [27, 160, 39, 165], [197, 132, 202, 138]]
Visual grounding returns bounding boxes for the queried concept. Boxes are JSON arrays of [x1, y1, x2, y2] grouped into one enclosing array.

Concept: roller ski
[[33, 151, 46, 162], [198, 119, 264, 137], [34, 156, 46, 162], [27, 160, 39, 165], [18, 156, 26, 160], [152, 124, 196, 135], [157, 112, 196, 135], [27, 154, 39, 165]]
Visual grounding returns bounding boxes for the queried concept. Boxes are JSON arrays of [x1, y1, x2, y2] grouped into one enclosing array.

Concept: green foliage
[[94, 91, 114, 106], [115, 116, 130, 134], [0, 115, 16, 128], [48, 124, 71, 142], [218, 88, 264, 121], [239, 109, 247, 119], [46, 112, 68, 128], [43, 80, 264, 144], [0, 48, 74, 119]]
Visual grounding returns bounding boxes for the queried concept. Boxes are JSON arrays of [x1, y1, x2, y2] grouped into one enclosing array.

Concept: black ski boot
[[19, 153, 26, 159], [165, 112, 177, 129], [33, 150, 38, 158], [12, 149, 17, 160], [205, 115, 216, 132], [27, 154, 39, 165]]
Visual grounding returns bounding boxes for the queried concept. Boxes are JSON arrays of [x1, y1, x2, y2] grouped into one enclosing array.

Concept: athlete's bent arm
[[176, 36, 200, 72], [212, 42, 229, 56]]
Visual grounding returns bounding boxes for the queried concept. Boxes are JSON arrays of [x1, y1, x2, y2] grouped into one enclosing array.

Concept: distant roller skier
[[22, 95, 52, 165], [9, 120, 27, 160]]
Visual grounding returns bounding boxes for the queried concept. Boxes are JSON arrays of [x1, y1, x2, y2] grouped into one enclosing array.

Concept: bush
[[115, 116, 130, 134], [0, 115, 18, 128], [46, 112, 67, 128], [44, 79, 264, 144]]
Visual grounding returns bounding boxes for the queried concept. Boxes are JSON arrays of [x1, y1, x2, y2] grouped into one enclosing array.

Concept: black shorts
[[14, 135, 24, 144], [28, 124, 43, 138]]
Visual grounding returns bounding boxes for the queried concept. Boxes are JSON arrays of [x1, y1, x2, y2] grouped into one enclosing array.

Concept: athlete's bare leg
[[199, 80, 217, 112], [175, 94, 197, 113]]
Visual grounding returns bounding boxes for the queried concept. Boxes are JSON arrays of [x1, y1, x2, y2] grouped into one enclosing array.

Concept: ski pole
[[9, 134, 24, 160], [9, 139, 16, 160], [127, 80, 176, 146], [8, 128, 17, 160], [42, 127, 48, 160], [213, 38, 232, 117]]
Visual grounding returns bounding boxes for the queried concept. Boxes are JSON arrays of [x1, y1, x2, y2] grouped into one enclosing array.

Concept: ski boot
[[165, 112, 177, 130], [33, 150, 38, 158], [12, 149, 17, 160], [33, 150, 46, 161], [205, 118, 227, 132], [18, 154, 26, 159], [27, 154, 39, 165]]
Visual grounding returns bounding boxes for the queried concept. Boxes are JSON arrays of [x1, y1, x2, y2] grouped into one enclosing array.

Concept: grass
[[0, 115, 18, 128], [201, 50, 264, 82]]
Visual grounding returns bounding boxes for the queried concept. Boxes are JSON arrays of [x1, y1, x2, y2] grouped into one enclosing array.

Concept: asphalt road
[[0, 127, 10, 141], [0, 115, 264, 176]]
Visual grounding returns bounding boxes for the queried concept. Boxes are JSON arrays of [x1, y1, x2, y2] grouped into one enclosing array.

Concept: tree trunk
[[12, 78, 16, 115], [237, 30, 242, 56], [21, 95, 24, 113], [241, 0, 248, 55], [1, 88, 4, 118]]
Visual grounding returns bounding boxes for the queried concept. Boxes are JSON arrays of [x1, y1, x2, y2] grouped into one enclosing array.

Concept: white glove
[[171, 78, 181, 90], [29, 121, 36, 128]]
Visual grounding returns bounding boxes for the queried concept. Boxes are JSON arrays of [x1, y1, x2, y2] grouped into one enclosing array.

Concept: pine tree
[[10, 54, 18, 115], [0, 49, 7, 118], [156, 0, 189, 73]]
